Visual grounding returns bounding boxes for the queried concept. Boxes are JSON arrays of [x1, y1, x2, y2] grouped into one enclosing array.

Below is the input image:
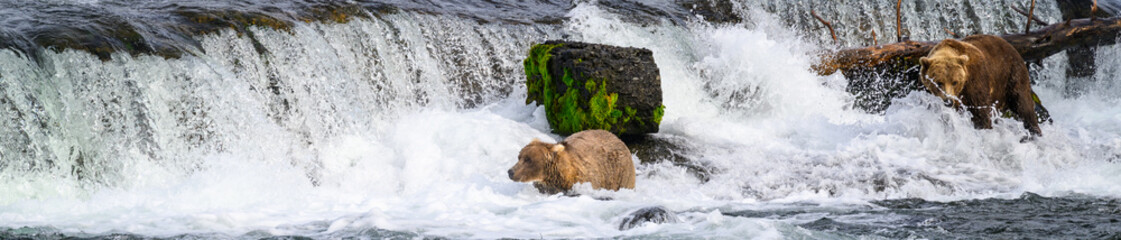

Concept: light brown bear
[[507, 130, 635, 195], [919, 34, 1043, 136]]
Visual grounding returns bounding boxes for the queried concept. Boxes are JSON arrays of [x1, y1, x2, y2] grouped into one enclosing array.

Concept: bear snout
[[942, 98, 963, 109], [507, 169, 515, 180]]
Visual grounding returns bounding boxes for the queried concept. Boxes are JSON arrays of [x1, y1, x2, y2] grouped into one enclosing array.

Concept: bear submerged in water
[[919, 34, 1043, 137], [507, 130, 635, 195]]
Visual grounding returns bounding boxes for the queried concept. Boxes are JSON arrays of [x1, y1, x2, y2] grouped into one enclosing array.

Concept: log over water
[[812, 16, 1120, 115], [813, 17, 1121, 77]]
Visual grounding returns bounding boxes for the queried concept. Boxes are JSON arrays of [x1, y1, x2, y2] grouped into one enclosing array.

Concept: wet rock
[[595, 0, 688, 26], [524, 40, 665, 137], [4, 1, 381, 62], [618, 206, 679, 230], [1056, 0, 1114, 97], [677, 0, 742, 24], [627, 134, 713, 183]]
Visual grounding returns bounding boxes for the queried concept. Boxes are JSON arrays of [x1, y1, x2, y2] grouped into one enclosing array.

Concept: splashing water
[[1, 0, 1120, 238]]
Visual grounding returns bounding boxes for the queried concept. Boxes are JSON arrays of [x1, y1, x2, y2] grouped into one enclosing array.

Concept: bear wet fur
[[508, 130, 636, 195], [919, 35, 1043, 136]]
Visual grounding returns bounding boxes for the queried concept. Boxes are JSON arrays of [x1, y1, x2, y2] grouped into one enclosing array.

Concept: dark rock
[[677, 0, 742, 24], [595, 0, 688, 26], [618, 206, 679, 230], [524, 40, 665, 136], [1056, 0, 1114, 97], [628, 135, 713, 183], [1057, 0, 1114, 20], [842, 61, 927, 114]]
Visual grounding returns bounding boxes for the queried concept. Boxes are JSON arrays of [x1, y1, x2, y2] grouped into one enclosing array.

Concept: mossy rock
[[524, 40, 664, 136]]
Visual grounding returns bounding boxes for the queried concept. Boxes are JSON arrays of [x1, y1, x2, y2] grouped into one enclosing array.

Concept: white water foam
[[1, 1, 1120, 239]]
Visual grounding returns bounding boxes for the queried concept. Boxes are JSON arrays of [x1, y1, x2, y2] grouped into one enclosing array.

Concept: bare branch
[[1025, 0, 1037, 34], [872, 29, 879, 45], [1012, 5, 1050, 25], [1093, 0, 1100, 21], [943, 28, 961, 38], [810, 10, 838, 44], [896, 0, 904, 42]]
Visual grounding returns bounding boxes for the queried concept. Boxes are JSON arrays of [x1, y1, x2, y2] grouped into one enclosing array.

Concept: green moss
[[561, 67, 575, 87], [548, 73, 625, 135], [555, 82, 585, 133], [622, 107, 637, 124], [652, 105, 665, 125], [523, 43, 665, 135], [523, 43, 562, 105]]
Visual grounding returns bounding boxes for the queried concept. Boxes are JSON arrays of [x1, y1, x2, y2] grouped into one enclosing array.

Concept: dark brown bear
[[507, 130, 635, 195], [919, 35, 1043, 136]]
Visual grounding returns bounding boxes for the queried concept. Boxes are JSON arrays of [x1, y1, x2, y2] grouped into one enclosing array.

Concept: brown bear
[[919, 34, 1043, 136], [507, 130, 636, 194]]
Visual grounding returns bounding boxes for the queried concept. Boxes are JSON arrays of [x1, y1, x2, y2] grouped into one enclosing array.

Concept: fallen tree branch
[[1026, 0, 1037, 34], [1005, 17, 1121, 61], [812, 40, 932, 76], [813, 16, 1120, 115], [811, 10, 838, 44], [872, 29, 879, 45], [896, 0, 904, 42], [813, 16, 1121, 76], [1093, 0, 1100, 21], [1012, 5, 1050, 25], [944, 28, 961, 38]]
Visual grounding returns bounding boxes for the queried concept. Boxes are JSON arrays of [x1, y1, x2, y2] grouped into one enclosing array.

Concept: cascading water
[[1, 0, 1120, 239], [738, 0, 1062, 47]]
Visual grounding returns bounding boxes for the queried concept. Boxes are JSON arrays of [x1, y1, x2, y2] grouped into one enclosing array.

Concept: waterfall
[[1, 0, 1120, 238], [0, 11, 562, 195], [733, 0, 1061, 47]]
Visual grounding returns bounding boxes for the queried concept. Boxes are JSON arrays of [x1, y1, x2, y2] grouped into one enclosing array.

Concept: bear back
[[556, 130, 636, 191]]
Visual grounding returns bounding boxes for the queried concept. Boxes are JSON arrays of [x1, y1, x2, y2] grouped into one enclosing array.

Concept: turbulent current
[[1, 0, 1120, 239]]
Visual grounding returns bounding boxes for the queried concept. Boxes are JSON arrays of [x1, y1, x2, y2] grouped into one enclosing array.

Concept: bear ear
[[920, 57, 932, 66], [551, 143, 565, 153], [956, 55, 971, 64], [530, 138, 542, 144], [942, 38, 968, 49], [956, 42, 983, 63]]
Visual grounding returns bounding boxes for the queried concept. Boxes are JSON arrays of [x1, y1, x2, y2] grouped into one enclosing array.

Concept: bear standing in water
[[919, 35, 1043, 137], [508, 130, 635, 195]]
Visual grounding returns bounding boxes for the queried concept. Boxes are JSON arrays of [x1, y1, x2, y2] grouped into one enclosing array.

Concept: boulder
[[618, 206, 679, 230], [628, 135, 713, 183], [678, 0, 742, 24], [524, 40, 665, 136]]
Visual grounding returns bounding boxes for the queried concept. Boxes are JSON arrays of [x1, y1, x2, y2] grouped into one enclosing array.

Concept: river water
[[1, 0, 1120, 239]]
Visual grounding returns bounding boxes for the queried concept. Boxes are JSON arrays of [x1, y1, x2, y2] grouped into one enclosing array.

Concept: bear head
[[919, 39, 980, 108], [508, 139, 565, 183]]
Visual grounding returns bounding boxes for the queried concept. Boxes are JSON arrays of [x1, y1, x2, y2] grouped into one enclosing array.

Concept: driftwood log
[[814, 17, 1121, 76], [812, 17, 1121, 115]]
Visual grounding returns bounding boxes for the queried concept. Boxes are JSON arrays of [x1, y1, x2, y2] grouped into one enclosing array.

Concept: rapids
[[1, 0, 1119, 238]]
